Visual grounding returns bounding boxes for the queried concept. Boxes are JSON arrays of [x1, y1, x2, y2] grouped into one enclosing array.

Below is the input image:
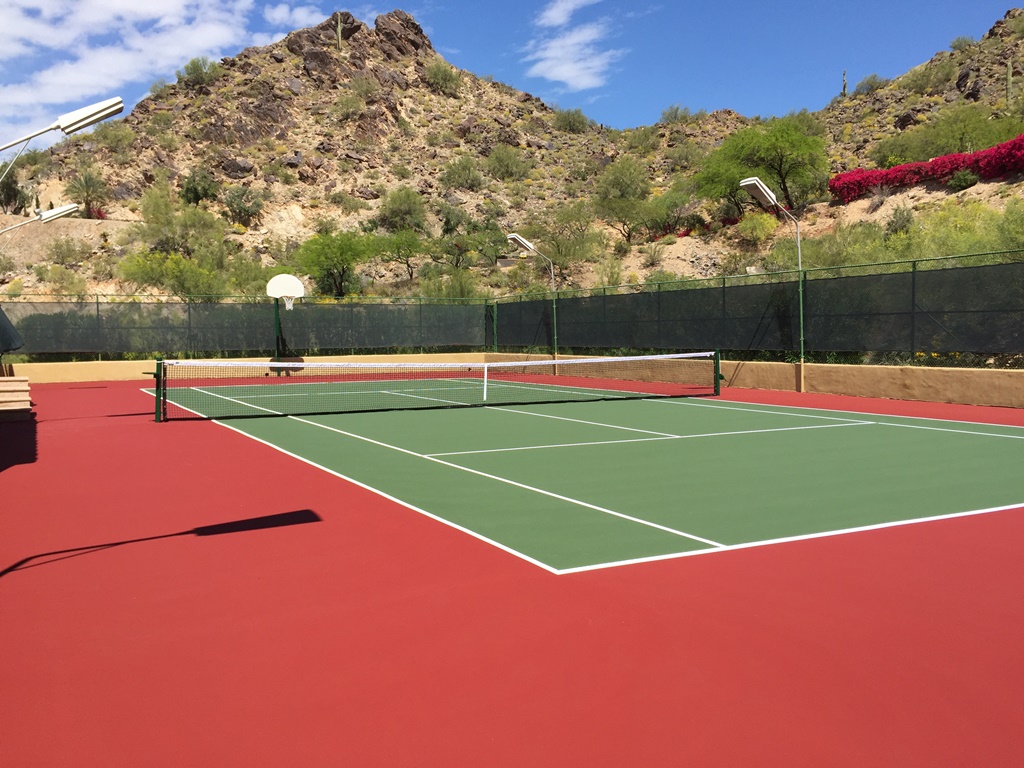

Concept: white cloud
[[0, 0, 257, 148], [523, 20, 626, 91], [536, 0, 602, 28], [262, 3, 325, 29]]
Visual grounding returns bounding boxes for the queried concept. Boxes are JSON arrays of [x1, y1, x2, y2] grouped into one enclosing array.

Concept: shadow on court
[[0, 509, 322, 579], [0, 415, 37, 473]]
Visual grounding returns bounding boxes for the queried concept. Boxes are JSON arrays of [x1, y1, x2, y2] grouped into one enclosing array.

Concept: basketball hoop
[[266, 273, 306, 307]]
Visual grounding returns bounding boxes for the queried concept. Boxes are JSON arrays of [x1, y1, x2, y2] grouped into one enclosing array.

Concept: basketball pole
[[273, 297, 283, 370]]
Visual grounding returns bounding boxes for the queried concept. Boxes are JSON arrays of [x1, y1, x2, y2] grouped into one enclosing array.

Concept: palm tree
[[66, 168, 109, 219]]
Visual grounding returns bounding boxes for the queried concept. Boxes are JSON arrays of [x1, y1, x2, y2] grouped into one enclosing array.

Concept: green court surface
[[204, 397, 1024, 573]]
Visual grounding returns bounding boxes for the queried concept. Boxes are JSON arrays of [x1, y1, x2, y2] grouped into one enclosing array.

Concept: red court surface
[[3, 380, 1024, 766]]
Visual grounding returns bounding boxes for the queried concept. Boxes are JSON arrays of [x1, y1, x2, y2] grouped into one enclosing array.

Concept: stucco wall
[[4, 356, 1023, 409]]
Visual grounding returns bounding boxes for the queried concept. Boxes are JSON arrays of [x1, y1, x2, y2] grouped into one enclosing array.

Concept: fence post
[[910, 260, 918, 357]]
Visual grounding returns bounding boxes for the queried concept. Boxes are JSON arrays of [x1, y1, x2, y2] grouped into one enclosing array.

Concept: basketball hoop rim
[[282, 295, 296, 310]]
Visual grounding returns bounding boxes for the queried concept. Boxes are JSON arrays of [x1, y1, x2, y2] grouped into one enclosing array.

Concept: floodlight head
[[739, 176, 779, 208], [38, 203, 80, 223], [55, 97, 124, 135], [506, 233, 536, 253]]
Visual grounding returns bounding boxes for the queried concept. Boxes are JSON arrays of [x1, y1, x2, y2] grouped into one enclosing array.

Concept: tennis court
[[158, 358, 1024, 574], [4, 376, 1024, 766]]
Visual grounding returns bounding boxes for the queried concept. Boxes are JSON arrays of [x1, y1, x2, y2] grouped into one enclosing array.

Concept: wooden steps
[[0, 377, 32, 420]]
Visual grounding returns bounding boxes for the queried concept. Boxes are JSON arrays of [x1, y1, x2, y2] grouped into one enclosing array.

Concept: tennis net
[[154, 352, 720, 421]]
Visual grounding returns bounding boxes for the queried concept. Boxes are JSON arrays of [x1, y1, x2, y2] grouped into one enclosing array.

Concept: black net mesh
[[0, 303, 24, 354]]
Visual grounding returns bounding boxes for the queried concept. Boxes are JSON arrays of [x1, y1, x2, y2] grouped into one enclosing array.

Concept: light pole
[[0, 204, 80, 257], [0, 97, 124, 185], [740, 176, 805, 391], [506, 232, 558, 358]]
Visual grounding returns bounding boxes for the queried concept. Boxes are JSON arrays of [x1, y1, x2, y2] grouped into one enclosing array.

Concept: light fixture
[[506, 232, 558, 358], [739, 176, 805, 389]]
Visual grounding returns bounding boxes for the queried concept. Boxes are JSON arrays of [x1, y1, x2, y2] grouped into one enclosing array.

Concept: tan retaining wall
[[4, 356, 1023, 409]]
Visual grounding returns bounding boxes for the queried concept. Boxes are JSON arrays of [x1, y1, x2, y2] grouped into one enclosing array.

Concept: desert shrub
[[946, 169, 980, 191], [440, 156, 484, 191], [221, 185, 264, 227], [333, 93, 363, 121], [180, 167, 220, 205], [660, 105, 692, 124], [47, 237, 92, 266], [885, 205, 914, 238], [327, 191, 370, 213], [950, 36, 976, 52], [626, 126, 660, 154], [349, 74, 380, 100], [425, 60, 461, 97], [34, 265, 87, 296], [485, 145, 531, 181], [176, 56, 222, 88], [854, 74, 891, 95], [552, 108, 591, 134], [734, 212, 779, 246], [376, 186, 427, 232], [90, 120, 135, 162]]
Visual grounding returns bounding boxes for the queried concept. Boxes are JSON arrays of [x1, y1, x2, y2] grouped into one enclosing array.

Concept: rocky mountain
[[3, 8, 1024, 297]]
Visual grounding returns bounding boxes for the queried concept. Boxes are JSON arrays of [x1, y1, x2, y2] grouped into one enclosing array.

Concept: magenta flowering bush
[[828, 134, 1024, 203]]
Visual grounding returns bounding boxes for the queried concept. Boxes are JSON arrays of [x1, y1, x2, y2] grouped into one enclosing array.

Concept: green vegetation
[[485, 145, 531, 181], [854, 74, 891, 95], [180, 167, 220, 205], [176, 56, 223, 88], [293, 231, 375, 296], [440, 156, 484, 191], [695, 113, 828, 211], [593, 156, 652, 243], [950, 36, 976, 52], [869, 104, 1024, 166], [65, 166, 110, 218], [425, 59, 461, 97], [0, 162, 29, 214], [552, 108, 591, 134], [376, 186, 428, 233], [221, 185, 264, 227], [47, 237, 92, 266], [89, 120, 135, 163]]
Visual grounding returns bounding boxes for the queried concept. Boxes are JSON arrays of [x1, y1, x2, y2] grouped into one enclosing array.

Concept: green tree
[[593, 156, 652, 243], [527, 201, 602, 283], [696, 115, 828, 211], [378, 230, 425, 281], [294, 231, 375, 296], [65, 167, 110, 218]]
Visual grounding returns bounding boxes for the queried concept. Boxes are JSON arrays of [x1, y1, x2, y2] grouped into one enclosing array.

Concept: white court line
[[557, 501, 1024, 575], [287, 415, 725, 549], [874, 422, 1024, 440], [428, 421, 873, 458], [667, 396, 1024, 433], [207, 419, 563, 575]]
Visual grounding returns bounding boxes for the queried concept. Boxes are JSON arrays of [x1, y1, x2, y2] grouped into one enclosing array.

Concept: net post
[[154, 358, 164, 422], [714, 350, 722, 397]]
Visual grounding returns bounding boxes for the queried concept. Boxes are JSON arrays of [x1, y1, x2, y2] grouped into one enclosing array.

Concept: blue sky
[[0, 1, 1017, 153]]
